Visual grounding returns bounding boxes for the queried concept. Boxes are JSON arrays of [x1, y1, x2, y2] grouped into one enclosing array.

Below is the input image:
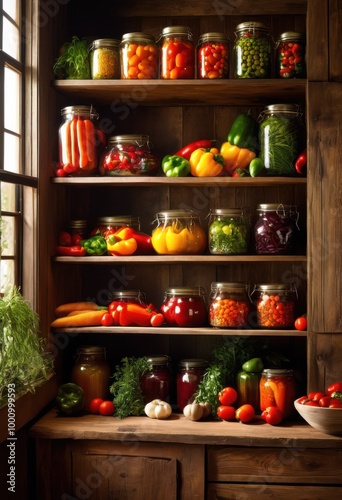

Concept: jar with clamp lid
[[159, 26, 195, 79], [89, 39, 120, 79], [197, 32, 229, 79], [260, 369, 296, 418], [251, 283, 298, 329], [234, 22, 272, 78], [276, 32, 306, 79], [120, 32, 158, 79], [208, 208, 251, 255], [176, 359, 208, 411], [209, 282, 251, 328], [140, 355, 173, 404], [160, 287, 207, 327]]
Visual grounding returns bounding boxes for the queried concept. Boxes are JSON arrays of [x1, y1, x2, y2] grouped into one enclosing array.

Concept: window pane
[[0, 215, 15, 255], [3, 0, 19, 23], [5, 66, 21, 133], [1, 182, 16, 211], [0, 259, 15, 294], [2, 17, 20, 61], [4, 132, 20, 173]]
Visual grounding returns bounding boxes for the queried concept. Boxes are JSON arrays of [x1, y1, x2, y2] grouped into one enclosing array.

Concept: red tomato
[[326, 381, 342, 396], [101, 312, 113, 327], [304, 400, 319, 406], [297, 395, 309, 405], [329, 398, 342, 408], [308, 391, 326, 402], [150, 313, 164, 327], [319, 395, 332, 407], [56, 167, 67, 177], [218, 387, 237, 406], [89, 398, 104, 414], [98, 400, 115, 416], [261, 406, 283, 425], [294, 316, 307, 331], [235, 404, 255, 423], [217, 405, 236, 421]]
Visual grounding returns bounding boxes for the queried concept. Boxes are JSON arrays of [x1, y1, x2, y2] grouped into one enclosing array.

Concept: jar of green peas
[[234, 22, 272, 78]]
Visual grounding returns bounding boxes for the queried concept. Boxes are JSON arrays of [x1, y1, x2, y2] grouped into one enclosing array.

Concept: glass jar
[[197, 32, 229, 79], [99, 134, 160, 176], [71, 346, 110, 411], [208, 208, 251, 255], [89, 38, 121, 79], [254, 203, 299, 255], [251, 283, 297, 329], [276, 32, 306, 79], [120, 32, 158, 79], [91, 216, 140, 237], [160, 287, 207, 327], [67, 219, 88, 240], [140, 355, 173, 404], [176, 359, 208, 411], [151, 209, 207, 255], [234, 22, 271, 78], [209, 282, 251, 328], [58, 105, 100, 176], [159, 26, 195, 79], [258, 104, 305, 176], [111, 289, 146, 305], [260, 369, 296, 418]]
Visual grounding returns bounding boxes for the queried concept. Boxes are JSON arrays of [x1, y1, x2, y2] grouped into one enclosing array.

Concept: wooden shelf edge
[[53, 255, 307, 264]]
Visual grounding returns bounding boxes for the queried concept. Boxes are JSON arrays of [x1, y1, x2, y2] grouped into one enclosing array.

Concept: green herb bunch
[[53, 36, 91, 79]]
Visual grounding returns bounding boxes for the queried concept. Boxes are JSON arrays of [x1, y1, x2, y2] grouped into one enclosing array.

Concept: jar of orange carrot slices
[[259, 368, 296, 418]]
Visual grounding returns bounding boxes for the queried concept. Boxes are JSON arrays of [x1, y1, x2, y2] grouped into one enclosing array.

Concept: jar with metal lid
[[159, 26, 195, 79], [276, 32, 306, 79], [99, 134, 160, 176], [208, 208, 250, 255], [254, 203, 299, 255], [89, 39, 121, 79], [258, 104, 305, 176], [140, 355, 173, 404], [176, 359, 208, 411], [71, 346, 110, 411], [120, 32, 158, 79], [251, 283, 297, 329], [209, 282, 251, 328], [260, 368, 297, 418], [160, 287, 207, 327], [91, 216, 140, 237], [111, 289, 146, 305], [234, 22, 272, 78], [58, 105, 101, 177], [67, 219, 88, 240], [151, 209, 207, 255], [197, 32, 229, 79]]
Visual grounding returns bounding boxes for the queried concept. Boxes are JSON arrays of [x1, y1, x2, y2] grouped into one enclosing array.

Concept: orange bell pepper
[[189, 147, 224, 177], [220, 142, 256, 176], [106, 234, 137, 256]]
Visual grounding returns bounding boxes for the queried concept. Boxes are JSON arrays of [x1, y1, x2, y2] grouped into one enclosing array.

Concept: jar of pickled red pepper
[[99, 135, 160, 176], [209, 282, 251, 328], [71, 346, 110, 412], [89, 38, 121, 79], [208, 208, 251, 255], [140, 355, 173, 404], [58, 105, 101, 177], [151, 209, 207, 255], [159, 26, 195, 79], [276, 32, 306, 79], [91, 216, 141, 237], [176, 359, 208, 411], [260, 368, 296, 418], [234, 22, 272, 78], [120, 32, 158, 79], [254, 203, 299, 255], [197, 32, 229, 79], [160, 287, 207, 327], [251, 283, 297, 329]]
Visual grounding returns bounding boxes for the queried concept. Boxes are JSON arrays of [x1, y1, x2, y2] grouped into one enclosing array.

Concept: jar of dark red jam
[[140, 355, 172, 403], [160, 287, 207, 327], [260, 368, 296, 418], [176, 359, 208, 411]]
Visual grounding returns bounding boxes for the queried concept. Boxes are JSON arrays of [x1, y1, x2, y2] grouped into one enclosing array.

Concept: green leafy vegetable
[[53, 36, 91, 79]]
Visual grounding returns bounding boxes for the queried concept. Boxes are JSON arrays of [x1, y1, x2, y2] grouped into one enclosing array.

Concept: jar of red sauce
[[197, 32, 229, 79], [161, 287, 207, 327], [209, 282, 251, 328], [140, 355, 173, 404], [159, 26, 195, 79], [177, 359, 208, 411], [251, 283, 297, 329], [71, 346, 110, 411], [259, 368, 296, 418]]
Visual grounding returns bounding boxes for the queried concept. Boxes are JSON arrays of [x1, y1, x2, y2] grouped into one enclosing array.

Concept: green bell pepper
[[227, 109, 259, 152], [80, 234, 107, 255], [242, 357, 264, 373], [55, 383, 84, 416], [162, 155, 190, 177], [236, 370, 261, 410]]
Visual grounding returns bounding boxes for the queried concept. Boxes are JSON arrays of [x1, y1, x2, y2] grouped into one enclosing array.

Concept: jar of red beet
[[161, 287, 207, 327], [260, 368, 296, 418], [177, 359, 208, 411], [276, 32, 306, 79], [209, 282, 251, 328], [159, 26, 195, 79], [140, 355, 173, 404], [251, 283, 297, 329], [197, 32, 229, 79]]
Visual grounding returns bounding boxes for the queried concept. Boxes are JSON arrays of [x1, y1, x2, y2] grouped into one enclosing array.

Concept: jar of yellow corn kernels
[[89, 39, 120, 79]]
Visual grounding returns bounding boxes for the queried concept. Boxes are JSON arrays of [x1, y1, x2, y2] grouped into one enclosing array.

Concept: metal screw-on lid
[[165, 287, 205, 297], [179, 359, 208, 369], [162, 26, 192, 36], [210, 208, 246, 217], [121, 32, 156, 44], [198, 32, 229, 44], [235, 21, 270, 34], [254, 283, 296, 291], [279, 32, 306, 42], [95, 215, 140, 226], [146, 355, 171, 366], [90, 38, 120, 50], [262, 368, 294, 377], [263, 103, 301, 115], [257, 203, 297, 212], [108, 134, 150, 147], [211, 282, 248, 292], [61, 105, 98, 119], [155, 209, 200, 220]]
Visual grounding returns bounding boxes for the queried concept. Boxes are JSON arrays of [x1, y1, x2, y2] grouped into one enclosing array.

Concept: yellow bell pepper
[[189, 148, 224, 177], [220, 142, 256, 176]]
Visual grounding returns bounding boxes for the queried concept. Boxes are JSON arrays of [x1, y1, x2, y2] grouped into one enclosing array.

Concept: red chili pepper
[[174, 140, 213, 160], [56, 245, 87, 257], [295, 147, 307, 175]]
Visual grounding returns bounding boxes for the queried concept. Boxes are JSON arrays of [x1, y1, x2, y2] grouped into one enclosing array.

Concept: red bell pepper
[[174, 140, 213, 160], [295, 148, 307, 175], [56, 245, 86, 256]]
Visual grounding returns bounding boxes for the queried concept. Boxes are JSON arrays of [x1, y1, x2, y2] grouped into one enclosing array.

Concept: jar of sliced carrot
[[260, 368, 296, 418], [120, 32, 158, 79], [209, 282, 251, 328], [251, 283, 297, 329]]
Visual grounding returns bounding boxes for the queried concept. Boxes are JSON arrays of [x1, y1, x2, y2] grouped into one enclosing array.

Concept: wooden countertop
[[30, 409, 342, 449]]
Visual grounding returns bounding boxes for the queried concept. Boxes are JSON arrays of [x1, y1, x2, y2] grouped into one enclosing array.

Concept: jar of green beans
[[258, 104, 305, 176], [234, 22, 272, 78]]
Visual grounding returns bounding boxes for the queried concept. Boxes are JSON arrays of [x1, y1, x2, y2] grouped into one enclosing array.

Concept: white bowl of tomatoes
[[294, 382, 342, 435]]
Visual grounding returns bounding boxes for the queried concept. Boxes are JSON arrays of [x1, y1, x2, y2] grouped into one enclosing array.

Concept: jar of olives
[[234, 21, 272, 78], [208, 208, 250, 255], [197, 32, 229, 79]]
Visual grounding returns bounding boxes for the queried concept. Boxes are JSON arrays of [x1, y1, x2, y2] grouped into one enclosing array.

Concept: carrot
[[119, 303, 153, 327], [50, 310, 105, 328], [76, 119, 89, 168], [84, 119, 96, 166], [54, 301, 100, 317], [70, 117, 79, 168]]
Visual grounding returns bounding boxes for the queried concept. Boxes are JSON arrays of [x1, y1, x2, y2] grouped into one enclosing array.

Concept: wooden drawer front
[[207, 446, 342, 484], [207, 483, 342, 500]]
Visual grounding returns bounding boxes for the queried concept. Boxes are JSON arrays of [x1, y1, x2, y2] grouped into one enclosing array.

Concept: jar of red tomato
[[251, 283, 297, 329], [209, 282, 251, 328], [159, 26, 195, 79], [120, 32, 158, 79], [177, 359, 208, 411], [161, 287, 207, 327], [140, 355, 173, 404], [91, 216, 141, 237], [197, 32, 229, 79], [260, 368, 296, 418], [276, 32, 306, 79]]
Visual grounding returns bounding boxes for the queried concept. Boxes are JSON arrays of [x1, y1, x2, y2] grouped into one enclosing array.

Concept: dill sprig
[[53, 36, 91, 79]]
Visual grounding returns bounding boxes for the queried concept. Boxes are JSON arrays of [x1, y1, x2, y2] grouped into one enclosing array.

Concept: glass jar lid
[[108, 134, 150, 147], [165, 286, 205, 296], [161, 26, 192, 36], [198, 32, 229, 44], [61, 105, 98, 119], [262, 368, 294, 376], [179, 358, 208, 369], [211, 282, 247, 292], [279, 32, 305, 42], [90, 38, 120, 50], [146, 355, 170, 365], [121, 32, 156, 44], [235, 21, 270, 34]]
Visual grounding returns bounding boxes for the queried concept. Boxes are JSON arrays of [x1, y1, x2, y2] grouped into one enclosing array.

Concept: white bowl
[[294, 398, 342, 435]]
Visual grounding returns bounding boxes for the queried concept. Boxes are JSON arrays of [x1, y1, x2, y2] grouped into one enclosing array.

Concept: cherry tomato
[[329, 398, 342, 408], [235, 404, 255, 423], [308, 391, 326, 402], [319, 395, 332, 407], [217, 405, 236, 421], [294, 316, 307, 331], [98, 400, 115, 416], [304, 400, 319, 406], [56, 167, 67, 177], [261, 406, 283, 425], [101, 312, 113, 327], [326, 381, 342, 396], [218, 387, 238, 406], [150, 313, 164, 327], [89, 398, 104, 414], [297, 395, 309, 405]]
